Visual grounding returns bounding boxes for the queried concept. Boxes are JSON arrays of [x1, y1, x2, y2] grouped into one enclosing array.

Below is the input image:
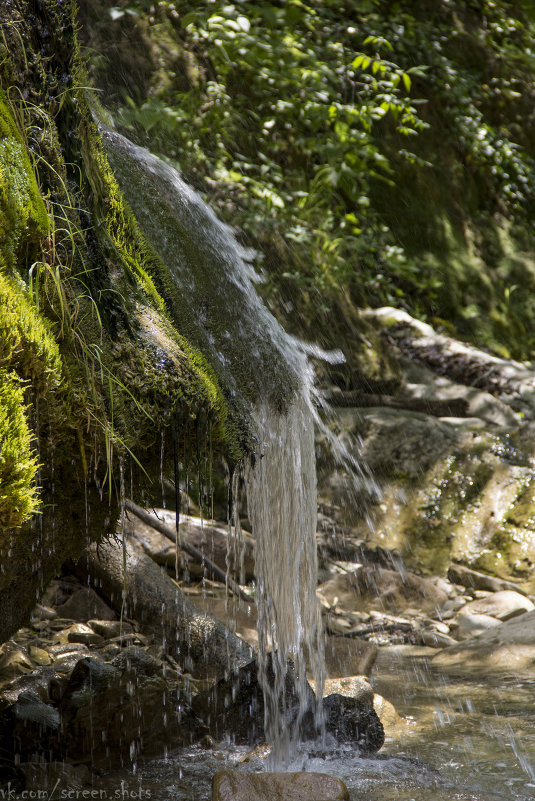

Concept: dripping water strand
[[119, 458, 127, 644], [160, 430, 166, 509], [173, 414, 181, 582]]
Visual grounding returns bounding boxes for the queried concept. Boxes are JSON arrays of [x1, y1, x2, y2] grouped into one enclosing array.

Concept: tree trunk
[[74, 536, 254, 679]]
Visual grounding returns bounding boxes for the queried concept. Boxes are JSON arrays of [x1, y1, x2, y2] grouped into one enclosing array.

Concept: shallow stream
[[102, 646, 535, 800]]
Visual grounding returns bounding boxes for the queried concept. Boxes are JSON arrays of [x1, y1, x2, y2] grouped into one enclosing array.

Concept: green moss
[[0, 91, 49, 273], [0, 369, 39, 529], [0, 271, 62, 394], [399, 452, 496, 574]]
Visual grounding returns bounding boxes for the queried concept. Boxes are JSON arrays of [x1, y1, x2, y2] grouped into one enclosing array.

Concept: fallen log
[[125, 499, 251, 603], [74, 536, 254, 679], [324, 390, 470, 417], [362, 307, 535, 402]]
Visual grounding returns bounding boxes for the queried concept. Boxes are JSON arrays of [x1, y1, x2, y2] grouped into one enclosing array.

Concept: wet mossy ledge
[[0, 0, 249, 642]]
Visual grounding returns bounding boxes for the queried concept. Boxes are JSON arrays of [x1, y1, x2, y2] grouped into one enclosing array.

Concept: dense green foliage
[[95, 0, 535, 358]]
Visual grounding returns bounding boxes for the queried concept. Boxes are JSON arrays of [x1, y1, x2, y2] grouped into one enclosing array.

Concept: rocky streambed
[[2, 504, 535, 798]]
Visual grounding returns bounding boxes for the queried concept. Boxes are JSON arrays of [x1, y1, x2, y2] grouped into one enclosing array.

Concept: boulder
[[0, 643, 34, 682], [193, 656, 315, 747], [111, 646, 161, 676], [0, 691, 60, 764], [324, 636, 377, 678], [456, 590, 534, 622], [195, 656, 384, 754], [432, 608, 535, 675], [447, 564, 528, 596], [317, 566, 449, 617], [373, 693, 405, 730], [60, 656, 203, 768], [30, 604, 58, 621], [212, 770, 349, 801], [320, 676, 374, 707], [55, 587, 117, 622], [18, 762, 88, 792], [453, 612, 502, 640], [351, 408, 458, 480], [322, 693, 385, 754]]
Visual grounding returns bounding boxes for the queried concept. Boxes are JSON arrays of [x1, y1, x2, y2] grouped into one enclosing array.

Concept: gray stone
[[18, 762, 88, 792], [0, 643, 34, 681], [87, 619, 134, 638], [77, 537, 253, 678], [447, 564, 529, 596], [432, 608, 535, 675], [55, 587, 117, 621], [66, 623, 104, 646], [457, 590, 534, 622], [339, 407, 458, 481], [129, 509, 255, 582], [29, 646, 52, 666], [324, 635, 377, 678], [13, 691, 60, 730], [319, 676, 374, 707], [111, 646, 161, 676], [62, 656, 121, 712], [322, 693, 385, 753], [454, 612, 502, 640], [31, 604, 58, 621], [420, 630, 458, 648]]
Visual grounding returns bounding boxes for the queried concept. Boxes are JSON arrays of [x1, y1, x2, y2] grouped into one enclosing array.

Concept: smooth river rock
[[453, 612, 503, 640], [432, 608, 535, 674], [212, 770, 349, 801], [456, 590, 534, 622]]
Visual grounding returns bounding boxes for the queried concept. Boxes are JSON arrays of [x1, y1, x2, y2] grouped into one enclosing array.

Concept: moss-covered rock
[[0, 0, 251, 642], [318, 405, 535, 584]]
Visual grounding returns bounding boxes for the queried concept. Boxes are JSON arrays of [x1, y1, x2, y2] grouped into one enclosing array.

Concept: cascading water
[[102, 127, 330, 764], [246, 394, 324, 766]]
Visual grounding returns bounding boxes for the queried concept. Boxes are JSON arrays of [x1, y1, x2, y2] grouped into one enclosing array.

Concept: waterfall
[[103, 128, 326, 763], [246, 394, 324, 766]]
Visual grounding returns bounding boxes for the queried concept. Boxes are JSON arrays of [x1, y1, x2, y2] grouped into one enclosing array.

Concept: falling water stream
[[246, 395, 324, 767], [100, 128, 535, 798]]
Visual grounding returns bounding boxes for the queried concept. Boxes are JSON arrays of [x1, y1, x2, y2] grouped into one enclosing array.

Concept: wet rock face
[[0, 691, 62, 770], [322, 693, 385, 754], [193, 656, 385, 755], [0, 647, 206, 774]]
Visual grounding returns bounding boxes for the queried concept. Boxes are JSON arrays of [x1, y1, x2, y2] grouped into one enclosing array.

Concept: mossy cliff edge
[[0, 0, 249, 642]]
